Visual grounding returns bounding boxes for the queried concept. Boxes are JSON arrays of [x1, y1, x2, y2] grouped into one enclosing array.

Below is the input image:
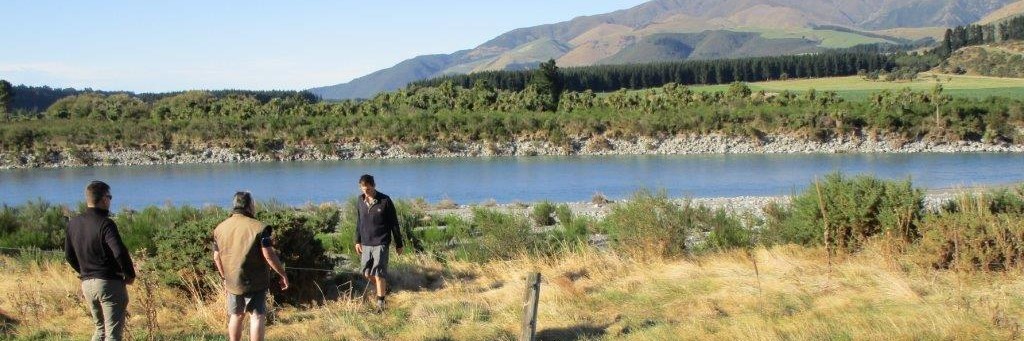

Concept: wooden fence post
[[521, 272, 541, 341]]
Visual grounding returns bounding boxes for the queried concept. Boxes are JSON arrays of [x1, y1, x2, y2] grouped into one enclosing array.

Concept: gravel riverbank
[[2, 134, 1022, 169], [422, 188, 981, 221]]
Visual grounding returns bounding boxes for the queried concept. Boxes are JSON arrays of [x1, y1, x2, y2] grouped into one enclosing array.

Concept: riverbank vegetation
[[2, 78, 1023, 163], [2, 175, 1024, 339]]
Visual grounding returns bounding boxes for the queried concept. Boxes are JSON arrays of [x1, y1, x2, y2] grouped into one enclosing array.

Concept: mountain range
[[310, 0, 1022, 100]]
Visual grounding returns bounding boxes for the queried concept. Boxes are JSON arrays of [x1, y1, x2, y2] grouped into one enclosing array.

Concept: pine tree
[[0, 80, 12, 120]]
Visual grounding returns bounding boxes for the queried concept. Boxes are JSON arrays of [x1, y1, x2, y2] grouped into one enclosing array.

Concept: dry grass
[[3, 244, 1024, 340]]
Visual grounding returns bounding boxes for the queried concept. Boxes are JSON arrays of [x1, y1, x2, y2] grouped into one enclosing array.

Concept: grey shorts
[[360, 244, 390, 277], [226, 290, 267, 315]]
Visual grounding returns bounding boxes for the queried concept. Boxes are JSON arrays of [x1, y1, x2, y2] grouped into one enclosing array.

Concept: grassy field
[[749, 28, 897, 49], [2, 244, 1023, 340], [689, 73, 1024, 101]]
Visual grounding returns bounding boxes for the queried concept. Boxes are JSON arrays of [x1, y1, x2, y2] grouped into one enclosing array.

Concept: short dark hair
[[85, 181, 111, 205], [358, 174, 375, 186], [233, 191, 255, 216]]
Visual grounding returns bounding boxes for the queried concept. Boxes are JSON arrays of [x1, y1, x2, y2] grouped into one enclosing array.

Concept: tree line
[[935, 14, 1024, 57], [2, 79, 1022, 158], [0, 83, 318, 117], [412, 51, 898, 93]]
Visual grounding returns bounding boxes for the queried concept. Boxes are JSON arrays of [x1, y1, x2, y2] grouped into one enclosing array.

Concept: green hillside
[[688, 73, 1024, 100], [937, 42, 1024, 78], [309, 0, 1016, 100]]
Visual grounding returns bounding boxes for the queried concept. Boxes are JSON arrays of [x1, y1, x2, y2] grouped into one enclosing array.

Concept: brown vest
[[214, 214, 271, 295]]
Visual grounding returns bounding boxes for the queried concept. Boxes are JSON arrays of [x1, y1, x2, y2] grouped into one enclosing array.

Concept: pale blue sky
[[1, 0, 649, 92]]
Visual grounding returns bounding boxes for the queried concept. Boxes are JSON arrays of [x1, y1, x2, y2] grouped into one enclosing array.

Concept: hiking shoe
[[376, 297, 386, 313]]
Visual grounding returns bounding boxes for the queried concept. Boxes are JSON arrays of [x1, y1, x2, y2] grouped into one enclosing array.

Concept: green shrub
[[762, 173, 923, 251], [394, 200, 427, 252], [410, 214, 471, 254], [0, 200, 68, 250], [702, 209, 754, 251], [915, 209, 1024, 271], [115, 205, 207, 254], [258, 210, 332, 304], [150, 213, 221, 291], [462, 208, 538, 261], [531, 201, 556, 226], [316, 232, 354, 257], [605, 190, 691, 258], [555, 204, 573, 226], [942, 186, 1024, 215], [548, 216, 592, 249]]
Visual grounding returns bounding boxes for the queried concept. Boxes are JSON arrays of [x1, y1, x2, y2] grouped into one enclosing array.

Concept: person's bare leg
[[249, 313, 266, 341], [375, 275, 387, 298], [228, 314, 245, 341]]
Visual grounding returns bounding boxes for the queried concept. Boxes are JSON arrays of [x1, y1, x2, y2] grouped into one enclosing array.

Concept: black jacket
[[354, 192, 403, 248], [65, 208, 136, 281]]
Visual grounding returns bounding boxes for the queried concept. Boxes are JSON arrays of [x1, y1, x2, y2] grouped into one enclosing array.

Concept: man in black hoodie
[[65, 181, 136, 341], [354, 174, 403, 312]]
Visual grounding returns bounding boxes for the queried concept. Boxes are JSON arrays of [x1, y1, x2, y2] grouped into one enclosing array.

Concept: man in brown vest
[[213, 192, 289, 341]]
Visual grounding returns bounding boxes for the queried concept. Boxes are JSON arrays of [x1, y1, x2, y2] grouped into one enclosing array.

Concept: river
[[1, 153, 1021, 208]]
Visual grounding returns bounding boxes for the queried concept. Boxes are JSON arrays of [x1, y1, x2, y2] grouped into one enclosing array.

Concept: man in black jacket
[[65, 181, 136, 341], [354, 174, 403, 312]]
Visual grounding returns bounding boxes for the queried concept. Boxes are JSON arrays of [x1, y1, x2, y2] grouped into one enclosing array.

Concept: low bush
[[918, 189, 1024, 271], [702, 209, 754, 251], [0, 200, 68, 250], [116, 205, 206, 254], [258, 210, 332, 304], [150, 213, 221, 291], [916, 210, 1024, 271], [762, 173, 923, 251], [554, 204, 574, 226], [462, 208, 539, 261], [531, 201, 556, 226], [604, 190, 691, 258]]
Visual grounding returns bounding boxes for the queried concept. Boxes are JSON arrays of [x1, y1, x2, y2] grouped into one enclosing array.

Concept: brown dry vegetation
[[3, 242, 1024, 340]]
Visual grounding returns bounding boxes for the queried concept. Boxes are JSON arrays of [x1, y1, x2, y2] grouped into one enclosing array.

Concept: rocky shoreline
[[424, 190, 967, 221], [2, 133, 1022, 169]]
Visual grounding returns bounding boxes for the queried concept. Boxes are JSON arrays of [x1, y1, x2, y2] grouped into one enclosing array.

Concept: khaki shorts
[[360, 244, 390, 277], [227, 290, 267, 315]]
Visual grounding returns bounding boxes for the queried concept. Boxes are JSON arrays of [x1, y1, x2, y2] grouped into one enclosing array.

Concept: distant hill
[[600, 31, 820, 64], [937, 42, 1024, 77], [310, 0, 1017, 100], [978, 1, 1024, 25]]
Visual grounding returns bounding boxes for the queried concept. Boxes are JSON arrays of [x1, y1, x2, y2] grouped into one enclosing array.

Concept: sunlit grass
[[3, 243, 1023, 340], [689, 73, 1024, 100]]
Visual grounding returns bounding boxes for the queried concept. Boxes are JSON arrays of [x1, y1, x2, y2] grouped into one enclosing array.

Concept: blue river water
[[1, 153, 1022, 209]]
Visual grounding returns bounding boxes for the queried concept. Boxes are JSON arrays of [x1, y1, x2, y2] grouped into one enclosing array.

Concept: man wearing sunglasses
[[65, 180, 136, 341]]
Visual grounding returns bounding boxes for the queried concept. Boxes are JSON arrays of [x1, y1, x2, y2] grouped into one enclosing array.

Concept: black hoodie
[[65, 208, 136, 281], [354, 192, 403, 248]]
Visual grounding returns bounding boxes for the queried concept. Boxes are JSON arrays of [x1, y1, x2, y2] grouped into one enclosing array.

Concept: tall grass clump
[[461, 208, 538, 261], [604, 190, 691, 258], [941, 185, 1024, 215], [531, 201, 556, 226], [916, 189, 1024, 271], [701, 209, 754, 252], [408, 214, 472, 255], [762, 173, 924, 252]]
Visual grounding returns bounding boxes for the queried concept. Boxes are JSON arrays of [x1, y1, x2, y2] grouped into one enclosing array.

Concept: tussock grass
[[3, 243, 1023, 340]]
